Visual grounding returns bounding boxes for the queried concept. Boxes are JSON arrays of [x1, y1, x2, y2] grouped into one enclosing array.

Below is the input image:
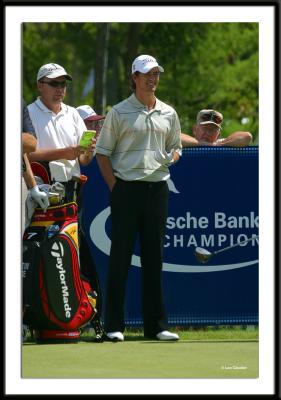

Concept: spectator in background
[[181, 109, 252, 147], [27, 63, 95, 178], [76, 105, 105, 140], [22, 100, 49, 234]]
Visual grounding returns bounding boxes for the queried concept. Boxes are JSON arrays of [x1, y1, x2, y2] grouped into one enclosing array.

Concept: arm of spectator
[[22, 133, 37, 154], [23, 154, 50, 210], [28, 146, 85, 162], [95, 154, 117, 192], [180, 133, 199, 147], [22, 154, 37, 189], [216, 131, 253, 147]]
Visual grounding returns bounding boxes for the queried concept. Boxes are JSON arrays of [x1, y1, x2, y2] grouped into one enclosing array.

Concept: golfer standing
[[96, 55, 182, 341]]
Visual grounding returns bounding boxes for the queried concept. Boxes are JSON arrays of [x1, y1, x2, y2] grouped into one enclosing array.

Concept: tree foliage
[[23, 22, 258, 142]]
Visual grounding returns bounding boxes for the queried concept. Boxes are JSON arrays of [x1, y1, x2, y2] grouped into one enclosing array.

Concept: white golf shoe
[[105, 331, 124, 342], [156, 330, 179, 341]]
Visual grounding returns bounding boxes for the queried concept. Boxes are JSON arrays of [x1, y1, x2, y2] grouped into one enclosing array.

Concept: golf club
[[194, 235, 259, 264]]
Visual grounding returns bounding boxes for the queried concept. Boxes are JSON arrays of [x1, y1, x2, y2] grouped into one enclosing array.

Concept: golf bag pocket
[[22, 202, 97, 332]]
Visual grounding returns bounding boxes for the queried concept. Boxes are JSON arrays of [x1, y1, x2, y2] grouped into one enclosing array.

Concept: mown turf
[[22, 328, 258, 379]]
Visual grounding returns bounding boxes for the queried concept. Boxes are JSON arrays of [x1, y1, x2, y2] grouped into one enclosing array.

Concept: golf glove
[[154, 148, 175, 166], [30, 185, 49, 211]]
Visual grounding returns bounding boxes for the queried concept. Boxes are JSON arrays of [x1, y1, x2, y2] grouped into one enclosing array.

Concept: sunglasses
[[40, 80, 68, 88], [86, 119, 104, 129], [93, 120, 104, 128], [200, 112, 222, 125]]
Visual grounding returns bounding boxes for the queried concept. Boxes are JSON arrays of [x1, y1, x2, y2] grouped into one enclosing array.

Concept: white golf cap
[[37, 63, 72, 81], [76, 105, 105, 121], [131, 55, 164, 74]]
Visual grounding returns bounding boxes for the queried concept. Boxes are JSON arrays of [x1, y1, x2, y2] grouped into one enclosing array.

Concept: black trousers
[[104, 178, 169, 337]]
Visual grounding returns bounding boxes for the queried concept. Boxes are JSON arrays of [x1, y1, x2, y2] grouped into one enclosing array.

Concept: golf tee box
[[79, 130, 96, 148]]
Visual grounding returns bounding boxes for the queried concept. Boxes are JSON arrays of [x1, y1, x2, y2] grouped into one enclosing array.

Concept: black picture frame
[[4, 0, 280, 397]]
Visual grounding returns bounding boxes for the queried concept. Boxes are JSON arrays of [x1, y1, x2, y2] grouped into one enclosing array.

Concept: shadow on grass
[[81, 335, 145, 343], [22, 337, 258, 346]]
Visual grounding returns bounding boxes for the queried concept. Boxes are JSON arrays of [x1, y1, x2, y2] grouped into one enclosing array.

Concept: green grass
[[22, 326, 258, 379], [123, 325, 259, 341]]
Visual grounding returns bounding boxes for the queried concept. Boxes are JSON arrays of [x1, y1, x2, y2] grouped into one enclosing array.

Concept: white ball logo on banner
[[89, 206, 258, 273]]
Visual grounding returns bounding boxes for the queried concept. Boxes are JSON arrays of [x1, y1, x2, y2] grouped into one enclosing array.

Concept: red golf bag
[[22, 162, 103, 343]]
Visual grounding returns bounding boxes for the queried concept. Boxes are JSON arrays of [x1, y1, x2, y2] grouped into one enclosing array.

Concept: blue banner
[[81, 146, 258, 326]]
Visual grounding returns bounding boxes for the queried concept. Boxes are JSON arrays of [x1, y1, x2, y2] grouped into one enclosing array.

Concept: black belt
[[116, 177, 166, 186]]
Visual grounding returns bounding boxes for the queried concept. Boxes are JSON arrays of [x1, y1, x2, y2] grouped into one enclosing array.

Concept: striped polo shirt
[[95, 93, 182, 182]]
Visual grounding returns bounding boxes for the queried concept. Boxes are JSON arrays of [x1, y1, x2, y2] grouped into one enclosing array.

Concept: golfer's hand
[[154, 148, 175, 166], [30, 185, 49, 211]]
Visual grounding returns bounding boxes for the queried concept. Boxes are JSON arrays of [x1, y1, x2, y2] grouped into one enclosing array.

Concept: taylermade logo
[[89, 178, 258, 273], [51, 242, 72, 318], [51, 241, 64, 258]]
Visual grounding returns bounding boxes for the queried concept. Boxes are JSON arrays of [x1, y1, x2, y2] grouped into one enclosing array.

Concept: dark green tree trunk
[[94, 23, 110, 115]]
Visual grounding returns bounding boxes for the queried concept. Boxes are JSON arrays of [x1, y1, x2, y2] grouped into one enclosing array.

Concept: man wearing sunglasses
[[181, 109, 252, 147], [95, 55, 181, 342], [27, 63, 96, 181]]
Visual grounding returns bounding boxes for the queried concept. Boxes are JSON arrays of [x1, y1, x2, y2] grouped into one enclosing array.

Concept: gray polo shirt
[[95, 93, 182, 182]]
